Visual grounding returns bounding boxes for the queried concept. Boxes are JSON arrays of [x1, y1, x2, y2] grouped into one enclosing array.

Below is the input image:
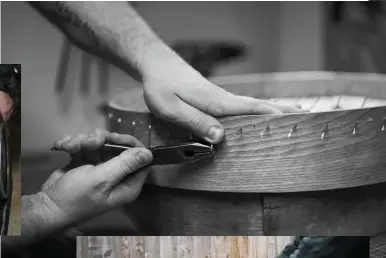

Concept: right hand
[[38, 129, 153, 227]]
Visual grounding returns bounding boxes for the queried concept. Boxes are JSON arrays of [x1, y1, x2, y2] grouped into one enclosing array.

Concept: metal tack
[[335, 96, 342, 110], [148, 125, 152, 148], [382, 118, 386, 131], [261, 125, 270, 137], [117, 118, 122, 123], [352, 122, 358, 135], [321, 124, 328, 140], [108, 113, 113, 119], [132, 121, 136, 136], [288, 124, 297, 138]]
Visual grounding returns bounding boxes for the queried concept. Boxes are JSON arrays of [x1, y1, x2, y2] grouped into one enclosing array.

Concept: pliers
[[103, 142, 215, 166], [52, 142, 216, 166]]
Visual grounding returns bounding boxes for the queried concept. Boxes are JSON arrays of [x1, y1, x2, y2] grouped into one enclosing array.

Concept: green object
[[276, 236, 369, 258]]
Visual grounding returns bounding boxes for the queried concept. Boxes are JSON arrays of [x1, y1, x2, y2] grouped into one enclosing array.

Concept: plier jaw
[[149, 142, 215, 165]]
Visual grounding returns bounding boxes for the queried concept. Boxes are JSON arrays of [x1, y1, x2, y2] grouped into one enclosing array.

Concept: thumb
[[95, 147, 153, 185]]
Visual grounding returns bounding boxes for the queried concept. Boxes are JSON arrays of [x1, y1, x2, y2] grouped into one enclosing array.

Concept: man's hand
[[30, 1, 305, 145], [142, 53, 304, 144], [22, 129, 153, 239], [0, 91, 13, 122]]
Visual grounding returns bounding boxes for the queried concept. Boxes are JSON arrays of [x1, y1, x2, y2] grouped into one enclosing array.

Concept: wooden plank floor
[[77, 236, 294, 258]]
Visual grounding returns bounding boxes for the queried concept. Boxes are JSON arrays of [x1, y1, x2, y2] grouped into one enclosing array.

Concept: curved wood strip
[[107, 105, 386, 193], [106, 72, 386, 193]]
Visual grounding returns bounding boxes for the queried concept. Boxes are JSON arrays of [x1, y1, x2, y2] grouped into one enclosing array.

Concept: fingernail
[[207, 125, 222, 142], [136, 150, 152, 165]]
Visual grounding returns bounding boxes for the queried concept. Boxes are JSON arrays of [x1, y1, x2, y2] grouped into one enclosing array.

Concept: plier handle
[[52, 141, 215, 165]]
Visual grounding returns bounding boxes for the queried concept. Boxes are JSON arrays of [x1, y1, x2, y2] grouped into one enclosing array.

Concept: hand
[[0, 91, 13, 122], [142, 50, 304, 144], [40, 129, 153, 226]]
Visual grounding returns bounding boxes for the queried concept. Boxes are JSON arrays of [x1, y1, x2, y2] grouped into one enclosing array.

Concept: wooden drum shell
[[104, 72, 386, 235], [122, 184, 386, 236]]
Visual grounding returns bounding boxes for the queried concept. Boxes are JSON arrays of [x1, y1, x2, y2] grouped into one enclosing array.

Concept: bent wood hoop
[[104, 72, 386, 235], [106, 72, 386, 193]]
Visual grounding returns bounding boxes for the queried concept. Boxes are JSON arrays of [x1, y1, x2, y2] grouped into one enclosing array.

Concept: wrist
[[21, 192, 70, 239], [131, 40, 201, 82]]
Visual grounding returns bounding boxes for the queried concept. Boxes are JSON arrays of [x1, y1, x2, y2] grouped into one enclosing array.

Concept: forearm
[[28, 1, 185, 80]]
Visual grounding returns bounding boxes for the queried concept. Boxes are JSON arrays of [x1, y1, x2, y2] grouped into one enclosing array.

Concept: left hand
[[0, 91, 13, 121], [141, 48, 305, 144]]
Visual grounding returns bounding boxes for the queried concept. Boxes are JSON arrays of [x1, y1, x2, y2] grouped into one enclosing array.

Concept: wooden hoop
[[106, 72, 386, 193]]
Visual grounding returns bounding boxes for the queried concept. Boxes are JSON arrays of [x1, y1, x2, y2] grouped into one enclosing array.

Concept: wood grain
[[118, 183, 386, 236], [107, 106, 386, 193], [263, 183, 386, 235], [106, 72, 386, 192], [121, 184, 264, 235], [77, 236, 294, 258]]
